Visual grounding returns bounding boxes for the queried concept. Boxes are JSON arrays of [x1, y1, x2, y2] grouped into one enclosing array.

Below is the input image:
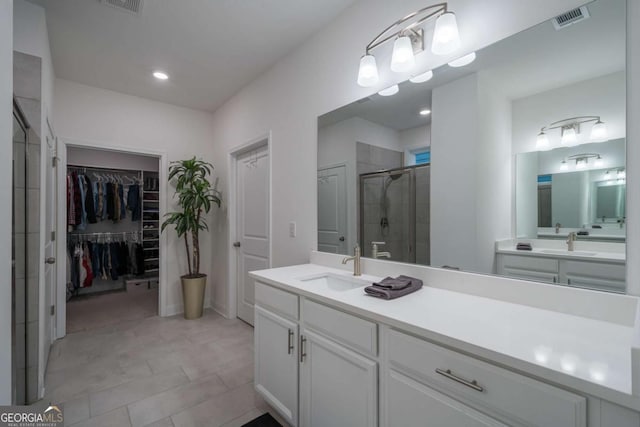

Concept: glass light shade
[[594, 157, 604, 168], [357, 54, 379, 87], [432, 12, 461, 55], [153, 71, 169, 80], [576, 159, 587, 170], [448, 52, 476, 68], [618, 170, 626, 178], [409, 70, 433, 83], [590, 120, 608, 141], [561, 127, 577, 144], [560, 161, 569, 171], [419, 109, 431, 116], [390, 36, 415, 73], [536, 132, 549, 150], [378, 85, 399, 97]]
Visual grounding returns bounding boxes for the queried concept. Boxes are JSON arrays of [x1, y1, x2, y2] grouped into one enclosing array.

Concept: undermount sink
[[540, 249, 598, 257], [298, 273, 370, 292]]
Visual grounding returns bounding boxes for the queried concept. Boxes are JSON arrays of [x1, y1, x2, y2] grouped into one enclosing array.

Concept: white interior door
[[317, 165, 347, 254], [42, 131, 57, 382], [235, 145, 269, 325]]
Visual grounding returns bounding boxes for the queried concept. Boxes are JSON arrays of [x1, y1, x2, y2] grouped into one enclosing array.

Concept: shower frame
[[359, 163, 430, 263]]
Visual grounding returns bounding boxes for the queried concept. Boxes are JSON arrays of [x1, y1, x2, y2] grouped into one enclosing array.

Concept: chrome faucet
[[566, 232, 577, 252], [555, 223, 561, 234], [371, 241, 391, 259], [342, 244, 361, 276]]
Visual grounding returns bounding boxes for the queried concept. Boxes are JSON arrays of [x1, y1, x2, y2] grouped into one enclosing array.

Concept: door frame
[[55, 137, 169, 338], [227, 132, 272, 320]]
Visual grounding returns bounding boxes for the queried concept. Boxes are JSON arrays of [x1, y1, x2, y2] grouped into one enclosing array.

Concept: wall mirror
[[317, 0, 627, 292]]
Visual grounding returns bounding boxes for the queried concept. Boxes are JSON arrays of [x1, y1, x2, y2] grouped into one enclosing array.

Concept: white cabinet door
[[497, 254, 559, 284], [386, 370, 508, 427], [561, 260, 626, 293], [300, 329, 377, 427], [255, 306, 298, 426]]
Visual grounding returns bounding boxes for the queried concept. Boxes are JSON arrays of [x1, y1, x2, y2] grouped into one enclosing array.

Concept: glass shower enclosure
[[359, 164, 430, 265]]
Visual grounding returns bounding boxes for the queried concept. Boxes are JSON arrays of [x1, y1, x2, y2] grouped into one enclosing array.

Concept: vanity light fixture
[[357, 3, 462, 87], [594, 156, 604, 168], [536, 131, 550, 150], [153, 71, 169, 80], [419, 108, 431, 116], [378, 85, 399, 97], [618, 169, 626, 179], [536, 116, 608, 149], [448, 51, 476, 67], [560, 160, 569, 171], [409, 69, 434, 83]]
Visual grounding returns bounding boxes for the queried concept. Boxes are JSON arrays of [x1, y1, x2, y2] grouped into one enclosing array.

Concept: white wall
[[208, 0, 595, 315], [431, 74, 479, 271], [53, 79, 217, 316], [399, 124, 430, 166], [68, 146, 159, 172], [627, 0, 640, 296], [12, 0, 54, 400], [513, 71, 626, 155], [0, 0, 13, 406]]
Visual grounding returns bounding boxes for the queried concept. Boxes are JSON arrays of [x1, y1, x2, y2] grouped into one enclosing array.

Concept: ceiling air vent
[[552, 6, 590, 30], [100, 0, 143, 15]]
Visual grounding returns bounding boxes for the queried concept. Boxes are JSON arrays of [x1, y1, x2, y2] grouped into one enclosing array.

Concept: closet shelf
[[146, 268, 160, 273], [144, 258, 159, 262], [143, 247, 158, 251]]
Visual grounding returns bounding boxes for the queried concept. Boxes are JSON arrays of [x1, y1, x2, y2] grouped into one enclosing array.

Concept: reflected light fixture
[[419, 108, 431, 116], [378, 85, 399, 97], [559, 160, 569, 171], [153, 71, 169, 80], [563, 153, 603, 170], [357, 3, 462, 87], [448, 51, 476, 67], [594, 156, 604, 168], [409, 69, 433, 83], [536, 116, 608, 150]]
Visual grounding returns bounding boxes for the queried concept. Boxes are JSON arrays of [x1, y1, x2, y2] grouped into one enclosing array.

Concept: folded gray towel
[[364, 276, 423, 300], [373, 276, 412, 290]]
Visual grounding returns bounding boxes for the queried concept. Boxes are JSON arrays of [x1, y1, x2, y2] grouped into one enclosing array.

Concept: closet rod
[[70, 231, 142, 237], [67, 164, 143, 175]]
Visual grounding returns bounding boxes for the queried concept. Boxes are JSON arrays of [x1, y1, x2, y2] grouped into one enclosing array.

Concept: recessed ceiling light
[[419, 109, 431, 116], [153, 71, 169, 80]]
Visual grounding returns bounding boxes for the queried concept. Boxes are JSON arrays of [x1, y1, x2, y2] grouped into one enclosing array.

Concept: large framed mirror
[[317, 0, 626, 293]]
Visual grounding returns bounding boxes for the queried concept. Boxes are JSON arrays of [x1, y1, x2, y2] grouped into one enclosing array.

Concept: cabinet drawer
[[498, 254, 559, 273], [302, 299, 377, 357], [562, 260, 626, 293], [387, 329, 586, 427], [255, 281, 299, 320]]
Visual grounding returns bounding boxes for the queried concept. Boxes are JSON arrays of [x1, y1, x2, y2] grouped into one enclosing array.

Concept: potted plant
[[161, 157, 221, 319]]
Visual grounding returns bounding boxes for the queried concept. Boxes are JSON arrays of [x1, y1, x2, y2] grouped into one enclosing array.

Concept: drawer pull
[[435, 368, 484, 392], [300, 335, 307, 362], [287, 329, 294, 354]]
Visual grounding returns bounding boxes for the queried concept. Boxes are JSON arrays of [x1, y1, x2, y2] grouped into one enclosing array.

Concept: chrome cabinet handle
[[435, 368, 484, 392], [567, 278, 571, 286], [300, 335, 307, 363], [287, 329, 294, 354], [553, 276, 557, 284]]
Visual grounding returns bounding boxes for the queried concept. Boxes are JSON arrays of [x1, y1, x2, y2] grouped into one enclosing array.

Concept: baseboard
[[163, 302, 212, 318], [212, 304, 232, 319]]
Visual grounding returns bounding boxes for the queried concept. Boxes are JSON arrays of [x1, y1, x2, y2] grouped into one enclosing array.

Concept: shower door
[[12, 103, 28, 404], [360, 168, 415, 263]]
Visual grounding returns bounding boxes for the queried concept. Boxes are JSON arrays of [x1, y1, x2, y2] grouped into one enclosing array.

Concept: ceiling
[[319, 0, 624, 132], [29, 0, 357, 112]]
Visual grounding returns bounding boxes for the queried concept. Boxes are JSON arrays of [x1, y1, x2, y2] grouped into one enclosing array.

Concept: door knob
[[45, 257, 56, 264], [233, 242, 241, 248], [339, 236, 345, 241]]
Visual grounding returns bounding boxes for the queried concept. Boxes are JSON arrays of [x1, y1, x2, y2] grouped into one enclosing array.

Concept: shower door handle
[[339, 236, 345, 241], [233, 242, 241, 248]]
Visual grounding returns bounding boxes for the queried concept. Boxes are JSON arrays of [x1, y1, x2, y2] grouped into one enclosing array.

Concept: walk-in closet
[[65, 146, 161, 333]]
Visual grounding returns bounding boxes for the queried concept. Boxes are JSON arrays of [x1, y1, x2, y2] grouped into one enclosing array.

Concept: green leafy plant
[[161, 157, 221, 277]]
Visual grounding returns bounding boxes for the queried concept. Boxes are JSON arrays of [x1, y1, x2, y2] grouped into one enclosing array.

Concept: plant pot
[[181, 274, 206, 319]]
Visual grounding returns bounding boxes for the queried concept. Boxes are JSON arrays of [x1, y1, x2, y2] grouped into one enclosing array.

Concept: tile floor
[[45, 290, 275, 427]]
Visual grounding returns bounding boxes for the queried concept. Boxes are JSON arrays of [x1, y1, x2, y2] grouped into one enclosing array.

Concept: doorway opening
[[58, 143, 166, 334]]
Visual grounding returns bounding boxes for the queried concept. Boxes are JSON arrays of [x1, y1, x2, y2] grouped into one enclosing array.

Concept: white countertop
[[250, 263, 638, 408]]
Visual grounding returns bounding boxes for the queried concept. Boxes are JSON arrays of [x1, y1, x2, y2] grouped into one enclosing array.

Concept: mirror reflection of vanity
[[317, 0, 626, 293]]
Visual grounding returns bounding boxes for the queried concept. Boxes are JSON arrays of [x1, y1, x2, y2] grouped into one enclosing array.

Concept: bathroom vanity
[[250, 252, 640, 427], [495, 239, 626, 293]]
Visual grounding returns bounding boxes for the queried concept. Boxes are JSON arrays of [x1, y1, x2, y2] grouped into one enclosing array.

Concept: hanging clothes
[[127, 184, 141, 221], [85, 175, 97, 224]]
